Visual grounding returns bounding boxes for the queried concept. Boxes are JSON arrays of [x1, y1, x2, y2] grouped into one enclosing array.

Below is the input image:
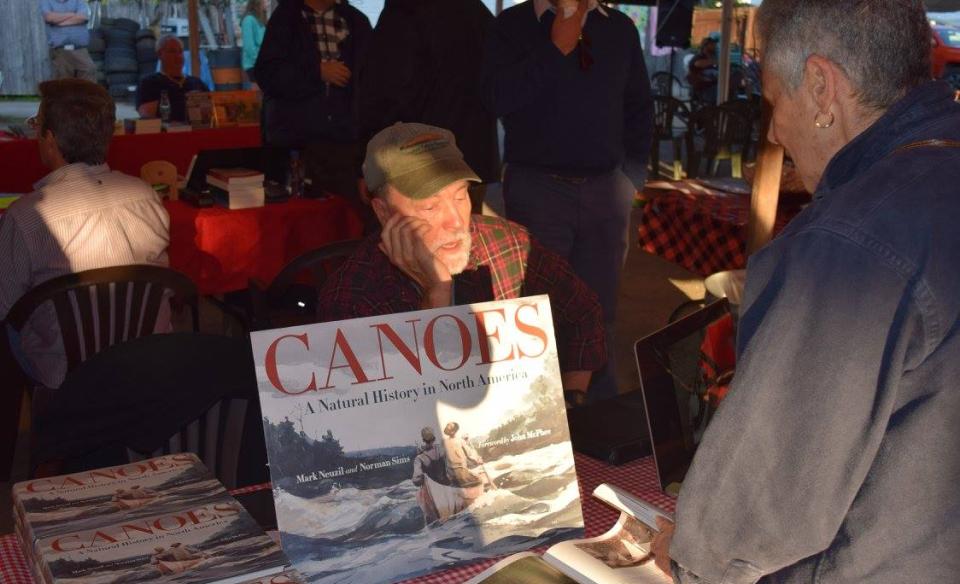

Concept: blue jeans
[[503, 164, 641, 399]]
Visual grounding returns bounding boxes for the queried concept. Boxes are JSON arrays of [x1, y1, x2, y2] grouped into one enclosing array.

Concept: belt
[[53, 44, 83, 51], [548, 174, 588, 185]]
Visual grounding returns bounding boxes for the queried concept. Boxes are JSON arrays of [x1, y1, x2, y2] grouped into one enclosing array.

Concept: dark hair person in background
[[357, 0, 499, 215], [254, 0, 371, 220], [651, 1, 960, 583], [0, 80, 169, 389]]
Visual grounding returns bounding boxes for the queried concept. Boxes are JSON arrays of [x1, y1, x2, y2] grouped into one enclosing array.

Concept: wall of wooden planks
[[0, 0, 50, 95]]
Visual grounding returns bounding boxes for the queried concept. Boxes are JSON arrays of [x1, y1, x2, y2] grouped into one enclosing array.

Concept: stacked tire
[[101, 17, 140, 99], [136, 28, 158, 82], [87, 27, 107, 87]]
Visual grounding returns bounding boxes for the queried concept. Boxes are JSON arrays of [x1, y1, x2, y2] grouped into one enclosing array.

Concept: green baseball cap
[[363, 122, 481, 200]]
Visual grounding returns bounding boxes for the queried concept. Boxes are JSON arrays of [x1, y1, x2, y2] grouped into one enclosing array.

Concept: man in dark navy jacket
[[482, 0, 654, 399], [255, 0, 371, 212], [358, 0, 499, 214]]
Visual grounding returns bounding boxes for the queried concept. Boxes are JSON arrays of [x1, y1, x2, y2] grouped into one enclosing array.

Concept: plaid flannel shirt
[[302, 0, 348, 61], [317, 215, 607, 373]]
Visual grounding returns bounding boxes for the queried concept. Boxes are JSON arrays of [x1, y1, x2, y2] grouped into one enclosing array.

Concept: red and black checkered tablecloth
[[637, 180, 802, 277], [0, 455, 672, 584]]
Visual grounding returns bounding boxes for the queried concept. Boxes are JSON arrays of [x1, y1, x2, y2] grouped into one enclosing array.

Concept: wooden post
[[745, 103, 784, 255], [188, 0, 201, 78], [717, 0, 734, 105]]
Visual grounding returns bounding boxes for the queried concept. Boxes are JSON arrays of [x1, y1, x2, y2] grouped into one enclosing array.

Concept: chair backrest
[[653, 96, 688, 140], [690, 105, 753, 158], [250, 238, 361, 329], [34, 333, 268, 489], [651, 71, 683, 98], [140, 160, 179, 201], [6, 265, 199, 374]]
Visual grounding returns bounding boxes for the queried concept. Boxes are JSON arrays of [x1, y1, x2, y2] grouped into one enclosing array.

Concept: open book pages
[[465, 484, 673, 584], [234, 569, 307, 584]]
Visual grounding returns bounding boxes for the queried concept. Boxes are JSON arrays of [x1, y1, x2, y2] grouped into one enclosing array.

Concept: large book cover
[[36, 495, 288, 584], [250, 295, 584, 584], [13, 454, 227, 546]]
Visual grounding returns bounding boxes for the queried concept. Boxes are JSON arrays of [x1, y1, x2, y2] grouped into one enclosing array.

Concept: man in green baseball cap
[[318, 122, 607, 395]]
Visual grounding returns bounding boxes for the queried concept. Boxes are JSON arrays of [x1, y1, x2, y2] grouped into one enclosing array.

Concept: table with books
[[165, 195, 364, 295], [0, 126, 262, 194], [637, 179, 805, 277], [0, 454, 674, 584]]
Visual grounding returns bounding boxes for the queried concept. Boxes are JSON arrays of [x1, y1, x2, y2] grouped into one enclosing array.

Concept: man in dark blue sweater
[[482, 0, 654, 398]]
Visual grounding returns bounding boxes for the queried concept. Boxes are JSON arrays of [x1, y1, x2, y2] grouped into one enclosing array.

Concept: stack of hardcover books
[[206, 168, 266, 209], [12, 453, 294, 584]]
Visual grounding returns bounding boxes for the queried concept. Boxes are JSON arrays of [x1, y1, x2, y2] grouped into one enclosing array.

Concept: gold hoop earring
[[814, 111, 835, 129]]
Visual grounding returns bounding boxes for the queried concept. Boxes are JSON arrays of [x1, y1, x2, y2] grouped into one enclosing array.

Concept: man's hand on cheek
[[379, 213, 453, 305]]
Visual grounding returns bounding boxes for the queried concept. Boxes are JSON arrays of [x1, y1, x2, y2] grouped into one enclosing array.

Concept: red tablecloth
[[0, 454, 674, 584], [0, 126, 261, 193], [166, 197, 364, 295], [637, 180, 804, 277]]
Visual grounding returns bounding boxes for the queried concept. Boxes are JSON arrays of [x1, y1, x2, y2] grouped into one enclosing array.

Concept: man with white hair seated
[[317, 122, 606, 398], [136, 34, 209, 122]]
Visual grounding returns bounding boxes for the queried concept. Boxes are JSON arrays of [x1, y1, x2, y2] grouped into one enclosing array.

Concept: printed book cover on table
[[36, 495, 288, 584], [13, 454, 226, 545], [250, 295, 584, 584]]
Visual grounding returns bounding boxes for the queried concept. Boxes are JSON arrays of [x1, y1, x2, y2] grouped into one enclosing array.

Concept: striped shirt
[[0, 163, 170, 388]]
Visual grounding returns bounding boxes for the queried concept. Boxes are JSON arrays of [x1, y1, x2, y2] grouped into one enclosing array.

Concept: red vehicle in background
[[931, 24, 960, 88]]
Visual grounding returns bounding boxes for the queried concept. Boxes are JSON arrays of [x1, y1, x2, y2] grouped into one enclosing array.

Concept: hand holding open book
[[466, 484, 674, 584]]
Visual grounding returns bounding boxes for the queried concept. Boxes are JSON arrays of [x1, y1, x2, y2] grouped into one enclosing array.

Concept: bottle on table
[[287, 150, 304, 198], [158, 90, 172, 123]]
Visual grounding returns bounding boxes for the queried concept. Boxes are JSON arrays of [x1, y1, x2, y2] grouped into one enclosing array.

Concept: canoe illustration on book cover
[[14, 453, 226, 544], [38, 497, 287, 584], [250, 296, 584, 584]]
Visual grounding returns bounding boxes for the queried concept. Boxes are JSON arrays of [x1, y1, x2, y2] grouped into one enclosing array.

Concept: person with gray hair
[[649, 1, 960, 583], [135, 35, 208, 122]]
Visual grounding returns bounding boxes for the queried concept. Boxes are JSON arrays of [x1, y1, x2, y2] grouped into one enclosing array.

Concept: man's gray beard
[[441, 231, 472, 275]]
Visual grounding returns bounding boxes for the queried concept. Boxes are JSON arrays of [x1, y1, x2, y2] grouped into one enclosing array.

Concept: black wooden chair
[[685, 105, 753, 179], [651, 96, 689, 180], [239, 238, 361, 330], [32, 333, 269, 492], [5, 265, 199, 384]]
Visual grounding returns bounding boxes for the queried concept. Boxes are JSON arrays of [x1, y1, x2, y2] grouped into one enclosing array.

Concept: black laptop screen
[[635, 299, 735, 492], [186, 146, 290, 192]]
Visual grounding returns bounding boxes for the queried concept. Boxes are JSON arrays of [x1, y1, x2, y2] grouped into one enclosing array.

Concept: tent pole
[[717, 0, 734, 104], [188, 0, 201, 78]]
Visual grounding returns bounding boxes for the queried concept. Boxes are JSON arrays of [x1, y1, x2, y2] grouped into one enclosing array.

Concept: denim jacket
[[669, 81, 960, 583]]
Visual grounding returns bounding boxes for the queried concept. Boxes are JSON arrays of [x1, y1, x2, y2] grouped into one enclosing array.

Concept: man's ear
[[803, 54, 840, 116], [370, 195, 390, 226]]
